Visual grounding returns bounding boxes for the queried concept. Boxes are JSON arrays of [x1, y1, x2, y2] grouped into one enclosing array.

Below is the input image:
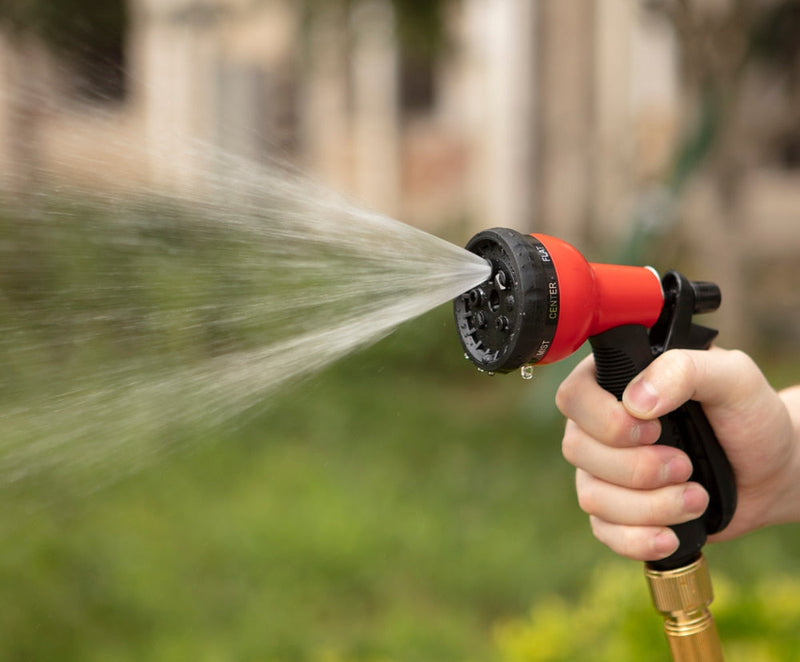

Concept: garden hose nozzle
[[453, 228, 666, 372], [453, 228, 737, 661]]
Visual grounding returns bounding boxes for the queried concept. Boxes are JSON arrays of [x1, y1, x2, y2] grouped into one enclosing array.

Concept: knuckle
[[560, 427, 580, 465], [606, 406, 635, 444], [576, 481, 598, 515], [590, 518, 640, 559], [647, 349, 699, 410], [726, 348, 753, 371], [649, 488, 683, 524], [555, 356, 596, 416], [725, 348, 761, 389], [554, 380, 574, 416], [618, 527, 644, 558], [662, 349, 696, 385], [628, 450, 658, 489], [588, 515, 606, 542]]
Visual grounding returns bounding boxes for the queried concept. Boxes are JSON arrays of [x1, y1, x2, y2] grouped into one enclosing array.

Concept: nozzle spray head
[[454, 228, 665, 372], [454, 228, 559, 373]]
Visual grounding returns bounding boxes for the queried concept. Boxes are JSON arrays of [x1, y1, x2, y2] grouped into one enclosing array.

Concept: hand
[[556, 347, 800, 562]]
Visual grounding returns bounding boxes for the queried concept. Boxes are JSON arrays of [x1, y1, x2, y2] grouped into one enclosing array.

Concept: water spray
[[454, 228, 736, 661]]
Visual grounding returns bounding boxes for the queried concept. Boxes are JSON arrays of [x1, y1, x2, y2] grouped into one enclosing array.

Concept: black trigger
[[688, 324, 719, 351]]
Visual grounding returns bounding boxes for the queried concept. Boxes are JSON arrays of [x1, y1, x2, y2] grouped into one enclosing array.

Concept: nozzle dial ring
[[454, 228, 558, 372]]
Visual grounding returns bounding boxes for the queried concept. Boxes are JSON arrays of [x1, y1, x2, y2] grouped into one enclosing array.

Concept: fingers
[[559, 347, 798, 558], [588, 517, 679, 561], [563, 421, 701, 561], [562, 421, 693, 489], [559, 348, 771, 435], [575, 470, 709, 527], [576, 470, 709, 561], [556, 356, 662, 447]]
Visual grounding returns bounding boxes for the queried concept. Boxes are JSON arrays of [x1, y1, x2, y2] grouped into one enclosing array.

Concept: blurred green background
[[1, 200, 800, 662]]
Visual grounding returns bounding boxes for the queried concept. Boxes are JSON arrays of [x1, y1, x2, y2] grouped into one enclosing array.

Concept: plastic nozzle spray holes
[[454, 228, 665, 375]]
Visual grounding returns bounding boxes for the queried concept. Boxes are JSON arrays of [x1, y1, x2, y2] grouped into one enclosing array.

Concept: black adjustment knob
[[690, 281, 721, 315]]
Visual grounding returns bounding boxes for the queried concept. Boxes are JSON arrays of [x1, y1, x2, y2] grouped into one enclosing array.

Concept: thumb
[[622, 347, 769, 421]]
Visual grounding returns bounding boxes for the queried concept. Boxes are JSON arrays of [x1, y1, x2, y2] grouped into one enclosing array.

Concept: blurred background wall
[[1, 0, 799, 354]]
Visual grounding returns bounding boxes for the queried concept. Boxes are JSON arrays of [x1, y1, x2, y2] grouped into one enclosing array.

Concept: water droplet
[[520, 365, 534, 380]]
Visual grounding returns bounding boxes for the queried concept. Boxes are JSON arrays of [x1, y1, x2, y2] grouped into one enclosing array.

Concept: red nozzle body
[[534, 234, 663, 364], [454, 228, 664, 371]]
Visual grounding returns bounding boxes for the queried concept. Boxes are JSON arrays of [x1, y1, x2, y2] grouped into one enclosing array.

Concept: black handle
[[589, 323, 736, 571]]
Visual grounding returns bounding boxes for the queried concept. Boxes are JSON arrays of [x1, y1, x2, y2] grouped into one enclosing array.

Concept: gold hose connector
[[645, 554, 724, 661]]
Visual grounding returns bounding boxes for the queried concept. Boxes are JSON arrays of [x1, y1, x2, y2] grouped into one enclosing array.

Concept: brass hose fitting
[[645, 554, 724, 661]]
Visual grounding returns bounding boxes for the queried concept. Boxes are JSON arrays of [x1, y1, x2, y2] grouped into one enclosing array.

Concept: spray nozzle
[[454, 228, 665, 372], [454, 228, 560, 373]]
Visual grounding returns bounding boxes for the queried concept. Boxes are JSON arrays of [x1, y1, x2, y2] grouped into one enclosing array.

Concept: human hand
[[557, 347, 800, 561]]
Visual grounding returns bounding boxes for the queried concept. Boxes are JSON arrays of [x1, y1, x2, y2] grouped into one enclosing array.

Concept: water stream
[[0, 143, 490, 491]]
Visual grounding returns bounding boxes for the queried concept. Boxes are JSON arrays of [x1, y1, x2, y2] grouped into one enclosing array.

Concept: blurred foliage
[[494, 563, 666, 662], [495, 562, 800, 662], [650, 0, 800, 179], [618, 0, 800, 263]]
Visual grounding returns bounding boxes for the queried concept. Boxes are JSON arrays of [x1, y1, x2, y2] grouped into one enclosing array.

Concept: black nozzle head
[[454, 228, 559, 373]]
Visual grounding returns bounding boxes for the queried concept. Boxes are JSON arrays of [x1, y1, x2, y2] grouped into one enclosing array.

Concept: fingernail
[[632, 420, 661, 445], [624, 376, 659, 416], [653, 529, 679, 557], [682, 485, 709, 517]]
